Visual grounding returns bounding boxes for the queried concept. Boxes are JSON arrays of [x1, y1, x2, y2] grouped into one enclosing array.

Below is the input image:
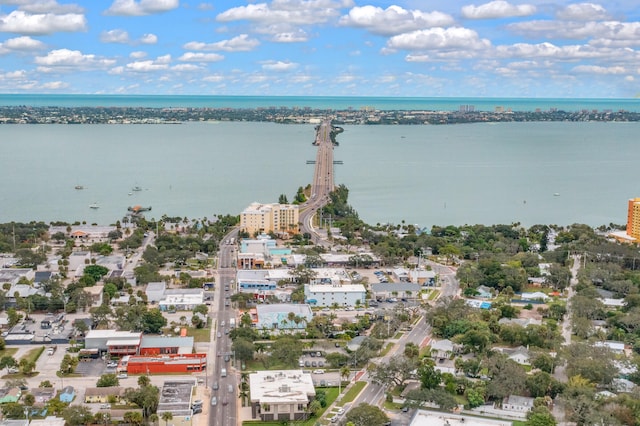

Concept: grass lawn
[[380, 342, 394, 356], [22, 346, 45, 364], [393, 332, 404, 339], [186, 327, 211, 343], [0, 348, 18, 358], [428, 290, 440, 301], [244, 358, 296, 371], [340, 381, 366, 404]]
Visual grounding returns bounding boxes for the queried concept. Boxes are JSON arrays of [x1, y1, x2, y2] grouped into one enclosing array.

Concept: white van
[[221, 368, 227, 377]]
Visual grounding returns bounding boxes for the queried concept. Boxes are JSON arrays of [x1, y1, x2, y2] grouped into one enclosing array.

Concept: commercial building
[[159, 289, 204, 311], [249, 370, 315, 421], [121, 353, 207, 374], [145, 282, 166, 303], [409, 410, 512, 426], [157, 380, 197, 426], [139, 336, 194, 356], [304, 284, 366, 307], [240, 202, 299, 236], [84, 330, 142, 356], [255, 304, 313, 331], [370, 283, 422, 300]]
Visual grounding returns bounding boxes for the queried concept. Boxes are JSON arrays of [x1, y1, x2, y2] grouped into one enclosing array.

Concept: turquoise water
[[0, 120, 637, 227], [1, 94, 640, 112]]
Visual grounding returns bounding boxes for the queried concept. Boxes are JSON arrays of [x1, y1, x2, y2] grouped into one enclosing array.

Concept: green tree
[[418, 359, 442, 390], [19, 358, 35, 375], [526, 406, 557, 426], [270, 337, 302, 368], [404, 342, 420, 359], [103, 282, 118, 299], [142, 308, 168, 334], [23, 393, 35, 406], [0, 356, 17, 373], [123, 411, 144, 426], [63, 406, 94, 426], [231, 338, 255, 362], [345, 403, 389, 426], [96, 373, 119, 387], [138, 375, 151, 387], [83, 264, 109, 282], [161, 412, 173, 426]]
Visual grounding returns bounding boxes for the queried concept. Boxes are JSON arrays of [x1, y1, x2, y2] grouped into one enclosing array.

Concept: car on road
[[217, 331, 221, 338], [312, 369, 324, 374], [228, 384, 233, 393], [221, 321, 225, 327], [224, 300, 230, 306], [222, 398, 228, 405], [337, 408, 345, 415], [224, 354, 230, 362], [211, 396, 217, 406], [330, 415, 338, 423], [107, 361, 118, 368], [212, 382, 219, 390]]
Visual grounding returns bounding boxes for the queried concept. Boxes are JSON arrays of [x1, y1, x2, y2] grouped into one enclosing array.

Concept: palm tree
[[149, 414, 159, 426], [161, 412, 173, 426]]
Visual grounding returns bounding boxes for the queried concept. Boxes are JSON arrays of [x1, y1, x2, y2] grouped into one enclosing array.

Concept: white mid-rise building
[[249, 370, 315, 422], [159, 289, 204, 311], [240, 202, 299, 236], [304, 284, 366, 307]]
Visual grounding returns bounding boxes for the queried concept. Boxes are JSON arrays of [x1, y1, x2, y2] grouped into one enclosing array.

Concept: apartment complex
[[240, 203, 299, 236], [627, 198, 640, 241]]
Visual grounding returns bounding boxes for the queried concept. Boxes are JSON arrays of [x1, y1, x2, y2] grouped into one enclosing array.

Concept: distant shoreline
[[2, 105, 640, 125]]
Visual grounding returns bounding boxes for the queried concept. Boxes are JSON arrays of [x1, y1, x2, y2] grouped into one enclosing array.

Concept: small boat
[[89, 202, 99, 209], [128, 192, 133, 196], [75, 185, 84, 190], [132, 186, 142, 192], [554, 193, 560, 197]]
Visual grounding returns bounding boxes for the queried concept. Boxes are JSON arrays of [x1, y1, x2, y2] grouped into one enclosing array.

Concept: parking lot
[[75, 358, 111, 377]]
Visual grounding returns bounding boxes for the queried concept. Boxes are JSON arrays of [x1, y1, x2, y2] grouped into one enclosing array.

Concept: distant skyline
[[1, 1, 640, 98]]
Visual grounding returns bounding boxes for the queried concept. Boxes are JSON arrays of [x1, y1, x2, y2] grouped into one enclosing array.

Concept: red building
[[122, 353, 207, 374]]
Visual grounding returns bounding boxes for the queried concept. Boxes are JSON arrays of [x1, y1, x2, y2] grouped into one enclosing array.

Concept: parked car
[[192, 407, 202, 414], [312, 369, 324, 374], [117, 373, 128, 379], [100, 404, 111, 409]]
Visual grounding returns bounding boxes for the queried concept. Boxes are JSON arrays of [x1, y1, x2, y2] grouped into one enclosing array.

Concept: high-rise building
[[627, 198, 640, 240], [240, 202, 299, 236]]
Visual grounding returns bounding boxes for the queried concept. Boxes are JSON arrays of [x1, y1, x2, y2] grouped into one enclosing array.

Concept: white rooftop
[[306, 284, 366, 293], [86, 330, 141, 340], [249, 370, 315, 405], [410, 410, 512, 426]]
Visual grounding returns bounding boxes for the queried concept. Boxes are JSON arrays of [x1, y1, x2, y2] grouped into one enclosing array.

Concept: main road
[[208, 229, 240, 426], [299, 119, 336, 245]]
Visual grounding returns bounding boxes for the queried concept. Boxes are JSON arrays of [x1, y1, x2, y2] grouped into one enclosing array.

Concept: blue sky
[[1, 0, 640, 97]]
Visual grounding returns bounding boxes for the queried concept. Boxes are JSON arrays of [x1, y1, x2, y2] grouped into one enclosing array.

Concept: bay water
[[1, 120, 637, 228]]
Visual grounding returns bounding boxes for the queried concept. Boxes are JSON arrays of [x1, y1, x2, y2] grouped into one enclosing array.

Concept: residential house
[[504, 346, 531, 365], [370, 283, 421, 300], [430, 339, 458, 360], [29, 417, 66, 426], [83, 284, 104, 307], [476, 285, 494, 299], [84, 387, 125, 403], [594, 340, 626, 355], [502, 395, 535, 412], [520, 292, 549, 301], [31, 387, 56, 404], [0, 388, 21, 404]]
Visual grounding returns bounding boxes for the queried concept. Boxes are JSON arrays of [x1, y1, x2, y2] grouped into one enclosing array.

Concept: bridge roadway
[[299, 119, 335, 245]]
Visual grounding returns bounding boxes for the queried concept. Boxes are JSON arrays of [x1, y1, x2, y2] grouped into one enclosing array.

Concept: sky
[[1, 0, 640, 98]]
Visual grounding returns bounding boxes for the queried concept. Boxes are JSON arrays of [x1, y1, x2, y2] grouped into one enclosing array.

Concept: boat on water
[[554, 193, 560, 197], [132, 186, 143, 192], [89, 203, 99, 209], [75, 185, 84, 190], [128, 205, 152, 214]]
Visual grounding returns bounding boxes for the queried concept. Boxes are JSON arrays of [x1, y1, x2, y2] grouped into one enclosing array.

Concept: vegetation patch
[[340, 381, 366, 404], [22, 346, 45, 364], [186, 326, 211, 343]]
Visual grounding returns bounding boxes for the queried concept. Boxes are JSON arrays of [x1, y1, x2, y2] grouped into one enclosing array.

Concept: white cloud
[[493, 42, 637, 62], [171, 64, 202, 71], [461, 1, 536, 20], [556, 3, 611, 21], [202, 74, 225, 82], [130, 51, 147, 58], [105, 0, 180, 16], [0, 10, 87, 35], [34, 49, 115, 70], [179, 52, 224, 62], [100, 29, 130, 43], [183, 34, 259, 52], [507, 20, 640, 45], [140, 33, 158, 44], [41, 80, 69, 89], [270, 30, 308, 43], [339, 5, 454, 36], [217, 0, 352, 26], [10, 0, 85, 14], [387, 27, 491, 51], [261, 60, 298, 71], [126, 60, 169, 71], [571, 64, 626, 74], [2, 36, 45, 50], [2, 69, 27, 79]]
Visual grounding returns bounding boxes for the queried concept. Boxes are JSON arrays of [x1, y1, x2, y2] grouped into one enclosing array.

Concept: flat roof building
[[139, 336, 194, 356], [249, 370, 315, 422], [255, 304, 313, 331], [159, 288, 204, 311], [240, 202, 299, 236], [85, 330, 142, 356], [157, 380, 197, 426], [304, 284, 366, 307], [410, 410, 512, 426]]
